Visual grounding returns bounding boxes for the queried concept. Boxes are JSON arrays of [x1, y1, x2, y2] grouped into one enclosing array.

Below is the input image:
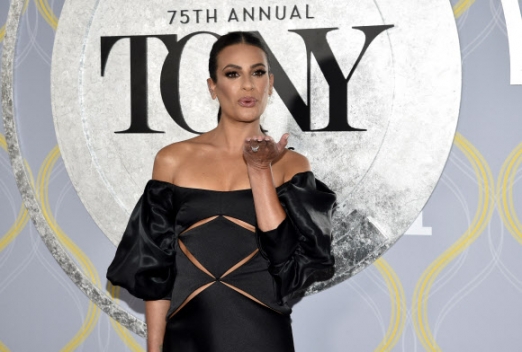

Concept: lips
[[238, 97, 257, 107]]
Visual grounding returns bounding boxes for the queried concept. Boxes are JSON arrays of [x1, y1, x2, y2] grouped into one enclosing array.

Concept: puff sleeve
[[257, 171, 336, 301], [106, 180, 178, 301]]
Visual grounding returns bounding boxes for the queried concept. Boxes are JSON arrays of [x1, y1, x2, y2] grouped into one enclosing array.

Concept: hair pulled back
[[208, 31, 271, 83], [208, 32, 271, 133]]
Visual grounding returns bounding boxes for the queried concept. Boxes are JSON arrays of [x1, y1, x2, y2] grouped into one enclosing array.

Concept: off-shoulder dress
[[107, 171, 336, 352]]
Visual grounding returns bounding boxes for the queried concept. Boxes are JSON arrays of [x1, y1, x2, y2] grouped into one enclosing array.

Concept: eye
[[253, 69, 267, 77], [225, 71, 239, 78]]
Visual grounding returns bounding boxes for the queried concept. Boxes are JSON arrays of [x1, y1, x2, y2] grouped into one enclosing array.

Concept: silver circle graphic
[[54, 0, 395, 247], [3, 0, 461, 335]]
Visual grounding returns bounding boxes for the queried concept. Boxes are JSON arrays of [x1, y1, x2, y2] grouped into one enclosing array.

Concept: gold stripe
[[498, 142, 522, 243], [108, 284, 146, 351], [0, 0, 29, 43], [0, 203, 29, 252], [374, 258, 407, 352], [0, 340, 10, 352], [3, 137, 140, 349], [415, 134, 495, 350], [36, 145, 101, 351], [34, 0, 58, 30], [453, 0, 476, 18], [0, 133, 6, 150], [0, 134, 31, 252], [1, 0, 476, 347], [412, 133, 495, 351]]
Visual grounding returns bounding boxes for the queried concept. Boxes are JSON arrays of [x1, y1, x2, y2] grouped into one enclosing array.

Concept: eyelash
[[225, 70, 267, 78]]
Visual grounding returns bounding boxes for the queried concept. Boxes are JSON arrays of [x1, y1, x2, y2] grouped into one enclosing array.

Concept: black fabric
[[106, 182, 179, 300], [257, 173, 337, 302], [163, 284, 294, 352], [106, 171, 335, 351]]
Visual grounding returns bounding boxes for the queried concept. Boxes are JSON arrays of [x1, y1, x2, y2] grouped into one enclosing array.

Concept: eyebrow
[[222, 63, 266, 71]]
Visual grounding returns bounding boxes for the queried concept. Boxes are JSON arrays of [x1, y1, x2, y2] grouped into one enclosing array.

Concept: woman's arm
[[247, 166, 286, 231], [243, 134, 310, 231], [145, 300, 170, 352], [245, 134, 335, 301], [143, 148, 177, 351]]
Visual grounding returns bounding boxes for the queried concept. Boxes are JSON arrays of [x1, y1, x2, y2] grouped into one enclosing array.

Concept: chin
[[236, 110, 263, 123]]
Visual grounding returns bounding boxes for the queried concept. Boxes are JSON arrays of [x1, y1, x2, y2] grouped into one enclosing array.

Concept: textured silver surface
[[306, 207, 391, 295], [53, 0, 395, 247], [1, 0, 147, 338], [5, 0, 461, 332]]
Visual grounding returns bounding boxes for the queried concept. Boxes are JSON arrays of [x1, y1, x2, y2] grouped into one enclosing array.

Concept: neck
[[209, 117, 263, 152]]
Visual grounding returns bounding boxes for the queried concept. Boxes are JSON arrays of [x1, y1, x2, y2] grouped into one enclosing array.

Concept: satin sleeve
[[257, 172, 336, 302], [106, 180, 178, 301]]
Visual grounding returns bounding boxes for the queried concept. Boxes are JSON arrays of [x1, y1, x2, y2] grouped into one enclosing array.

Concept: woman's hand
[[243, 133, 289, 170]]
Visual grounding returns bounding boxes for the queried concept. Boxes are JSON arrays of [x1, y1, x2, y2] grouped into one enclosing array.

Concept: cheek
[[217, 84, 238, 100]]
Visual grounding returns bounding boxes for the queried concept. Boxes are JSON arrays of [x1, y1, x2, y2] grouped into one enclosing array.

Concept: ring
[[251, 145, 260, 152]]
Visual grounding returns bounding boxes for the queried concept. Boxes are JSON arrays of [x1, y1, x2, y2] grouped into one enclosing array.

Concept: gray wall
[[1, 0, 522, 351]]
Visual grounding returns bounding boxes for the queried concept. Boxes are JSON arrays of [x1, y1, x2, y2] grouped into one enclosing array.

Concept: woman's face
[[208, 43, 274, 124]]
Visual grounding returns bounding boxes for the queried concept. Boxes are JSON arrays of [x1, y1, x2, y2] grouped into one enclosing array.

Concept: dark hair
[[209, 32, 271, 132], [209, 31, 271, 83]]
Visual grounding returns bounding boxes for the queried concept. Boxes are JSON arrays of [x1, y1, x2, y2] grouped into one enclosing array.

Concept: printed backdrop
[[1, 0, 522, 351]]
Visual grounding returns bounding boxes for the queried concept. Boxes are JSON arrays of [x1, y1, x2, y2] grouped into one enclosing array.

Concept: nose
[[242, 76, 254, 91]]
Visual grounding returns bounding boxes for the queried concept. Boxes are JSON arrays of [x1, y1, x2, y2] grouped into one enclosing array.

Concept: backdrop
[[1, 0, 522, 351]]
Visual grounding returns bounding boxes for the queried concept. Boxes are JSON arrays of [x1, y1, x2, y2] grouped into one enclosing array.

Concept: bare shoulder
[[279, 149, 311, 182], [152, 140, 197, 183]]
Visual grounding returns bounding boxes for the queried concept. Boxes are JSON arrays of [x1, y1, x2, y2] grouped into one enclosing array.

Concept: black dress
[[107, 171, 336, 352]]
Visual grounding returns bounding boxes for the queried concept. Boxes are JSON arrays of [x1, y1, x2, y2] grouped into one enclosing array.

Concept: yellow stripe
[[374, 259, 407, 352], [412, 133, 495, 351], [0, 340, 10, 352], [0, 0, 29, 43], [34, 0, 58, 30], [0, 0, 475, 348], [0, 134, 6, 150], [108, 284, 146, 352], [36, 145, 101, 351], [0, 25, 5, 44], [453, 0, 475, 18], [507, 152, 522, 238], [498, 142, 522, 243], [3, 136, 141, 348], [0, 133, 31, 258], [0, 134, 33, 352], [0, 203, 29, 252]]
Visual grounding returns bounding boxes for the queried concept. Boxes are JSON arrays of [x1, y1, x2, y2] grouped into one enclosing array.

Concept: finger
[[277, 133, 289, 150]]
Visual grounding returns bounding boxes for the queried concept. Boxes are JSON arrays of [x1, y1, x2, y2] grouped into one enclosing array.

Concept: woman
[[107, 31, 336, 352]]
